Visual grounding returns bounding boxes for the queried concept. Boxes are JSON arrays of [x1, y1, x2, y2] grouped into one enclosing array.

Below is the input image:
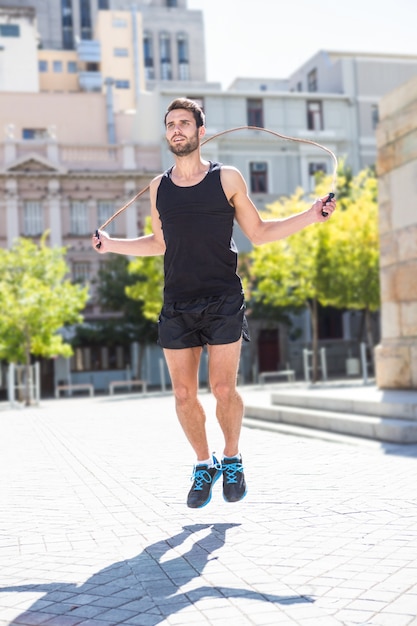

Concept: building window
[[22, 128, 48, 139], [113, 18, 128, 28], [307, 100, 323, 131], [308, 163, 327, 191], [80, 0, 92, 40], [97, 201, 116, 235], [143, 32, 154, 79], [72, 261, 91, 284], [186, 96, 204, 111], [247, 99, 264, 127], [159, 32, 172, 80], [98, 0, 109, 9], [177, 33, 189, 81], [53, 60, 63, 73], [371, 104, 379, 130], [23, 201, 43, 236], [39, 60, 48, 72], [167, 0, 178, 6], [250, 162, 268, 193], [114, 47, 128, 57], [71, 345, 129, 371], [0, 24, 20, 37], [115, 79, 130, 89], [61, 0, 74, 50], [296, 81, 302, 92], [67, 60, 77, 73], [70, 201, 89, 235], [307, 68, 317, 92]]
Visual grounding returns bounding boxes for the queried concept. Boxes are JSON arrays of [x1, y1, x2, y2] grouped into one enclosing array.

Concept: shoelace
[[191, 468, 215, 491], [222, 462, 243, 484]]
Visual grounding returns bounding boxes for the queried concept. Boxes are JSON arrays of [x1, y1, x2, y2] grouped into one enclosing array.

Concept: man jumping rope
[[92, 98, 336, 509]]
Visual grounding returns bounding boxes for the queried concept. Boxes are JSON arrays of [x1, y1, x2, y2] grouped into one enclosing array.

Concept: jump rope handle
[[94, 229, 101, 249], [321, 192, 334, 217]]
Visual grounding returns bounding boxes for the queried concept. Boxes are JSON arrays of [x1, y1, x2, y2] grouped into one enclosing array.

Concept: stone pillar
[[5, 178, 18, 245], [374, 76, 417, 389], [124, 180, 138, 238], [48, 179, 62, 247]]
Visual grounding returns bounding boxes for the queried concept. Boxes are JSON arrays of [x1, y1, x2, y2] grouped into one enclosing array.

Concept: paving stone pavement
[[1, 386, 417, 626]]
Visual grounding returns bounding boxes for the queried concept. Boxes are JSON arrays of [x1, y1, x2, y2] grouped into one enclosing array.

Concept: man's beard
[[167, 131, 199, 156]]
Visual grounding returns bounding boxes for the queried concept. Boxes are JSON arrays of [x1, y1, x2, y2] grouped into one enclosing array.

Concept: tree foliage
[[94, 254, 158, 345], [71, 252, 160, 379], [0, 234, 88, 403], [248, 189, 328, 380], [316, 168, 380, 313], [315, 167, 380, 355], [125, 217, 164, 323], [247, 165, 379, 380]]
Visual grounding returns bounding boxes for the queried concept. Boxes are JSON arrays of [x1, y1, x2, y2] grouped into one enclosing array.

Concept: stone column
[[374, 76, 417, 389], [5, 178, 18, 245], [48, 179, 62, 247]]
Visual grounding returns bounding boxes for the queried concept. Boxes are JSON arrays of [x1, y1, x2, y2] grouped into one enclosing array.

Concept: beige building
[[375, 75, 417, 389], [14, 0, 208, 101], [0, 90, 160, 325]]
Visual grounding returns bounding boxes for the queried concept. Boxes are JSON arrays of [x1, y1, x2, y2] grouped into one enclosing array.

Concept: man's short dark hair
[[164, 98, 205, 128]]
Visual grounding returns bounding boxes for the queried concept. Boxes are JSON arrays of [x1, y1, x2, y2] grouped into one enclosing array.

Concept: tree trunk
[[307, 299, 319, 383], [312, 298, 320, 383], [356, 309, 366, 343], [137, 342, 145, 381], [365, 306, 375, 371], [24, 337, 32, 406]]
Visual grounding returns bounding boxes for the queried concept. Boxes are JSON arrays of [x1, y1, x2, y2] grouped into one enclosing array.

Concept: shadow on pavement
[[1, 523, 312, 624]]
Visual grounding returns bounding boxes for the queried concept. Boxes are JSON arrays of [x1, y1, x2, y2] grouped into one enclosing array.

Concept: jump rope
[[94, 126, 337, 248]]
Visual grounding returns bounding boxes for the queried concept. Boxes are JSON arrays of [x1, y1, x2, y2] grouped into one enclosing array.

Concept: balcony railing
[[1, 140, 161, 173], [79, 71, 102, 92]]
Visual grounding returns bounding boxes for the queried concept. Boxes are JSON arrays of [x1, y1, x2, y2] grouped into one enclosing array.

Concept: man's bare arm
[[220, 166, 336, 245], [91, 176, 166, 256]]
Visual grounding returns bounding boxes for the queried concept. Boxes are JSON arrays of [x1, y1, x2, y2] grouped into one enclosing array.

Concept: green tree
[[248, 166, 380, 380], [317, 168, 380, 359], [86, 254, 159, 377], [0, 234, 88, 404], [125, 217, 164, 323], [249, 189, 329, 381]]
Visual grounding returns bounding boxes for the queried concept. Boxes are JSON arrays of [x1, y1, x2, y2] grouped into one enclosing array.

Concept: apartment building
[[13, 0, 207, 98], [1, 1, 417, 391]]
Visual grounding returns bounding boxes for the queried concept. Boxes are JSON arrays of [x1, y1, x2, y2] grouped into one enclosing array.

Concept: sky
[[187, 0, 417, 89]]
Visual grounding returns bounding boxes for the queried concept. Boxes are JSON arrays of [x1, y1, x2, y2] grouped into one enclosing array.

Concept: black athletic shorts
[[158, 292, 250, 349]]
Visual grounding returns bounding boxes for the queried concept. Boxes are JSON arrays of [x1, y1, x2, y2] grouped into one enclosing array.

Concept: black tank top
[[156, 161, 243, 302]]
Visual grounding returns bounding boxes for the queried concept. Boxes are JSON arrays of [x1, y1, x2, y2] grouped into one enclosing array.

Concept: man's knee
[[173, 383, 197, 405], [210, 380, 236, 402]]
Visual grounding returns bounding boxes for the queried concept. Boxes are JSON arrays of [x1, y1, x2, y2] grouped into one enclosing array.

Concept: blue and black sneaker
[[222, 455, 247, 503], [187, 455, 222, 509]]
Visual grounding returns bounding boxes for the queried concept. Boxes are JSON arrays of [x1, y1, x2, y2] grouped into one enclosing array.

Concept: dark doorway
[[40, 358, 55, 397], [258, 328, 280, 372]]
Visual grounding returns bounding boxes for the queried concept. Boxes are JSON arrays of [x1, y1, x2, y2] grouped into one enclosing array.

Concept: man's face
[[165, 109, 201, 156]]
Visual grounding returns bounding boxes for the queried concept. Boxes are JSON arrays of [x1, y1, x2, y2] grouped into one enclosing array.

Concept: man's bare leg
[[163, 345, 224, 508], [163, 346, 210, 461], [207, 339, 247, 503], [207, 339, 243, 457]]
